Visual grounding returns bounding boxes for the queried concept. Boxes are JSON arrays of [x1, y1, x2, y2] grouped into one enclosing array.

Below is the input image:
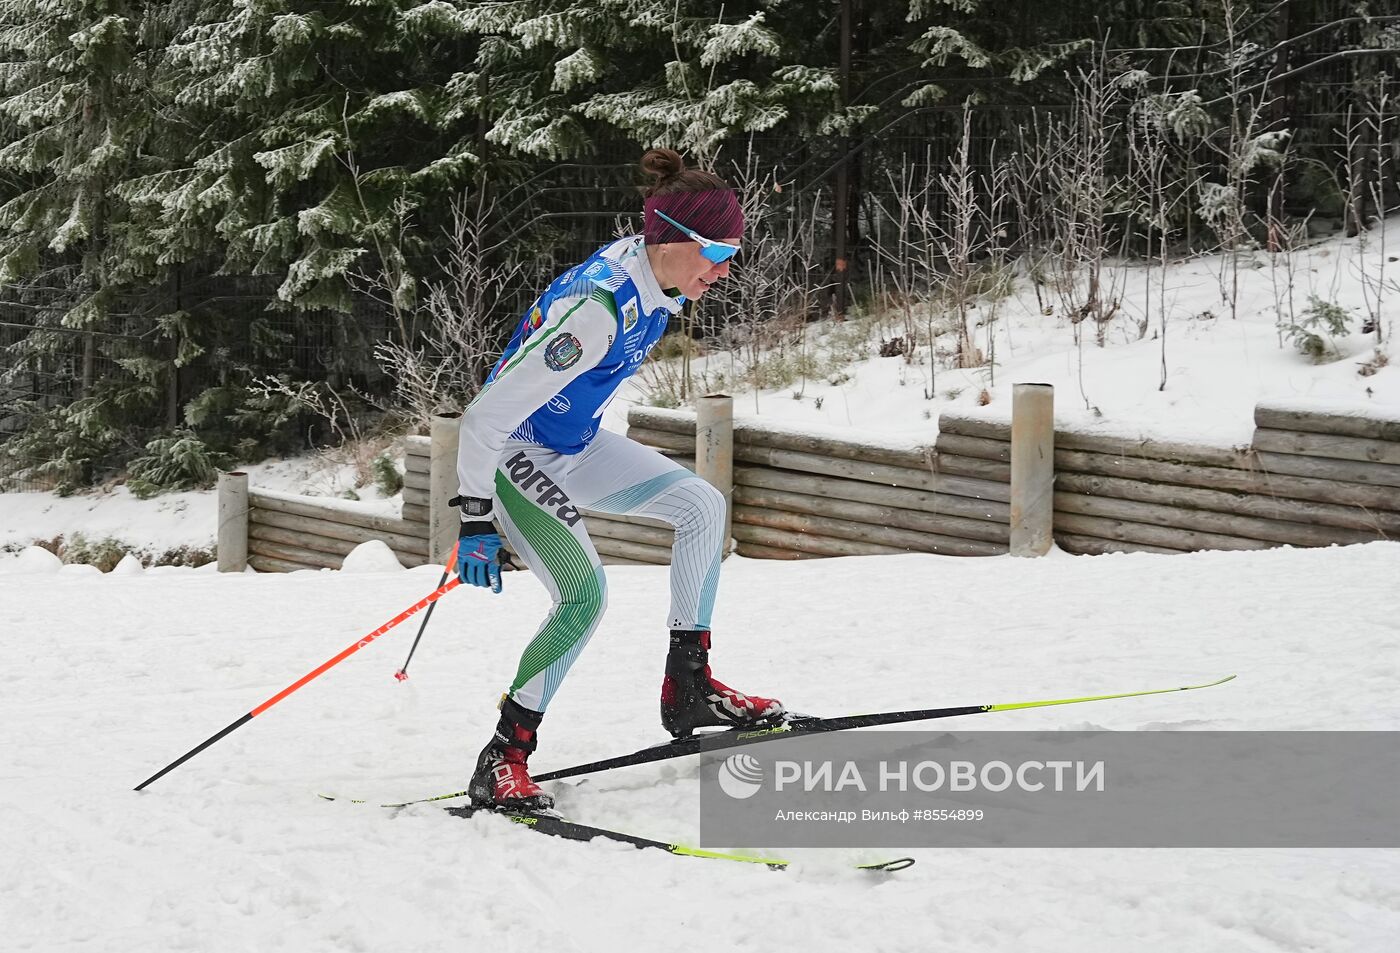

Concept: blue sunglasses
[[652, 209, 741, 264]]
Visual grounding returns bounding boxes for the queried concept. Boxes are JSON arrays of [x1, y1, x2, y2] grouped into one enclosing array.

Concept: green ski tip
[[470, 807, 915, 872], [986, 674, 1237, 713]]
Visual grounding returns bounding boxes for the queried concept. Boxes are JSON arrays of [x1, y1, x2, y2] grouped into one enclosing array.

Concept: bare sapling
[[1007, 115, 1055, 321], [933, 105, 989, 372], [1128, 84, 1203, 390], [1196, 0, 1288, 322], [1264, 156, 1310, 351], [1045, 60, 1132, 411], [701, 147, 805, 413], [365, 191, 526, 430], [1046, 62, 1130, 353], [977, 155, 1013, 389], [872, 149, 941, 396], [340, 101, 415, 351], [875, 153, 925, 373], [1128, 86, 1173, 389], [784, 188, 833, 399], [1355, 90, 1393, 346]]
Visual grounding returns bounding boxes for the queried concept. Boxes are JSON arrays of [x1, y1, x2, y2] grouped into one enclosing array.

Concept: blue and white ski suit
[[456, 236, 726, 711]]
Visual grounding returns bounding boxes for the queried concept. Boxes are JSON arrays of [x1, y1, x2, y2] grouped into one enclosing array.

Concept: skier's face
[[655, 237, 741, 300]]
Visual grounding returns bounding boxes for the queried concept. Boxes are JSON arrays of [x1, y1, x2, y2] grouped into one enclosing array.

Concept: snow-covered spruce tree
[[0, 1, 149, 293], [902, 1, 1092, 107], [443, 2, 841, 163], [150, 0, 480, 321], [54, 0, 489, 489], [439, 0, 1097, 341], [0, 1, 215, 490]]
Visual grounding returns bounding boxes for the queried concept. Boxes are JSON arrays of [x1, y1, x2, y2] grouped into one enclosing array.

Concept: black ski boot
[[660, 628, 785, 739], [468, 696, 554, 812]]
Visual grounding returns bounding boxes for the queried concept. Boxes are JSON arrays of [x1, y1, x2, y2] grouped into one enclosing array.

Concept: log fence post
[[1010, 383, 1055, 557], [696, 394, 735, 553], [216, 471, 249, 572], [428, 413, 462, 565]]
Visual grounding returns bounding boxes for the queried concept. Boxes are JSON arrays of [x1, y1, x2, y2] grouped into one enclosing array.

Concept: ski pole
[[134, 574, 462, 792], [393, 542, 459, 682]]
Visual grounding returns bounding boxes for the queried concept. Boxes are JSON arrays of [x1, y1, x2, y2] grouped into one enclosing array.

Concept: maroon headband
[[643, 190, 744, 244]]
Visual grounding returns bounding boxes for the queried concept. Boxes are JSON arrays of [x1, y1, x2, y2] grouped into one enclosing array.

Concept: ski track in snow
[[2, 543, 1399, 951]]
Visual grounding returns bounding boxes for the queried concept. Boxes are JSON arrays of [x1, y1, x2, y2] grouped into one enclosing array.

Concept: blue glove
[[457, 520, 504, 593]]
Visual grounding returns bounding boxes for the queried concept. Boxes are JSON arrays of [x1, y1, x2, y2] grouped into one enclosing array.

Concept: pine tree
[[445, 1, 845, 162], [150, 0, 481, 320], [0, 0, 197, 488]]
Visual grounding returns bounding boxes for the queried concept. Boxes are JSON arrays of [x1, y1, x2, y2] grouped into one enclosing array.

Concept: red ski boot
[[468, 696, 554, 812], [660, 629, 785, 739]]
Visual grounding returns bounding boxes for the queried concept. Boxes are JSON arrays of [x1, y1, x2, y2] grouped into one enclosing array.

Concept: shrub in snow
[[1357, 349, 1388, 378], [60, 534, 131, 572], [126, 431, 227, 498], [1283, 296, 1352, 363], [151, 545, 216, 569], [371, 453, 403, 496], [340, 540, 404, 573]]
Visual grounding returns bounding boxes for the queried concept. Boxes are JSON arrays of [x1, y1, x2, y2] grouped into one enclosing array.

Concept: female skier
[[452, 148, 785, 811]]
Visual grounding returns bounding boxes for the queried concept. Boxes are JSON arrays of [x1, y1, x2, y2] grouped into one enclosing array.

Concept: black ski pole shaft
[[394, 566, 449, 682]]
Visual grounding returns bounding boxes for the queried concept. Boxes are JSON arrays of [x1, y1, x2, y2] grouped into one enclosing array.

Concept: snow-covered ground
[[2, 541, 1398, 951], [0, 453, 398, 560]]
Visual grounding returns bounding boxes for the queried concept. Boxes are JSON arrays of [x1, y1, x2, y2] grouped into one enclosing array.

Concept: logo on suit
[[544, 333, 583, 372]]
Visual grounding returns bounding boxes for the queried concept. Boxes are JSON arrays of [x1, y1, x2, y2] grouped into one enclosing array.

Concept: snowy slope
[[606, 220, 1400, 448], [3, 542, 1398, 951]]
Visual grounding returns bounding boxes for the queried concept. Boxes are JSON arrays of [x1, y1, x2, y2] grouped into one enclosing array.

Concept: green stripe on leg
[[496, 473, 605, 702]]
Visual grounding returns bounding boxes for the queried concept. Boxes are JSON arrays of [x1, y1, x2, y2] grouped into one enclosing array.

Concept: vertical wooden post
[[1010, 383, 1055, 557], [696, 394, 735, 553], [216, 471, 249, 572], [428, 413, 462, 565]]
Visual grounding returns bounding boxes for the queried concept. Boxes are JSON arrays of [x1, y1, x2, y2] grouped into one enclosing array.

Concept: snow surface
[[2, 221, 1398, 948], [2, 542, 1398, 951], [0, 453, 399, 560]]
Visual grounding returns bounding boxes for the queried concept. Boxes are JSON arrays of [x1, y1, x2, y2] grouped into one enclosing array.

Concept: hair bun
[[637, 147, 729, 199], [640, 147, 686, 184]]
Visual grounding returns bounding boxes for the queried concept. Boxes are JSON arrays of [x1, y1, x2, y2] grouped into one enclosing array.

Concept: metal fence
[[0, 278, 397, 492]]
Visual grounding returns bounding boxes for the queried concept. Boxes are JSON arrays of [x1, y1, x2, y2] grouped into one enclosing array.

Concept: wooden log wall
[[939, 402, 1400, 555], [414, 435, 679, 567], [246, 489, 431, 573], [402, 435, 433, 529], [247, 397, 1398, 572], [628, 407, 1007, 559], [244, 425, 687, 572], [629, 401, 1397, 562], [410, 434, 686, 568]]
